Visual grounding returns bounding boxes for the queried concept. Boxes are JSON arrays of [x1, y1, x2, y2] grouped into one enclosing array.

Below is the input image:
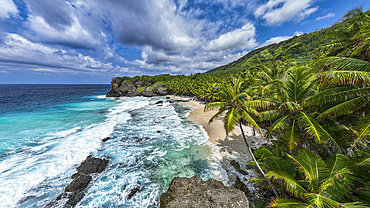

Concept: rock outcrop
[[106, 78, 168, 97], [160, 175, 249, 208], [45, 156, 108, 208]]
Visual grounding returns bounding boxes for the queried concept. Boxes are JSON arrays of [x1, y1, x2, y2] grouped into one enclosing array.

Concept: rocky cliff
[[106, 78, 167, 97], [160, 175, 249, 208]]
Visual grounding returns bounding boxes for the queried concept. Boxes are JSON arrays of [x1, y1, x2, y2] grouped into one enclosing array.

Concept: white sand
[[171, 96, 270, 161]]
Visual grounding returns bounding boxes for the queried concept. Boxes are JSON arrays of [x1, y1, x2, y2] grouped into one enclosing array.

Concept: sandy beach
[[171, 96, 270, 162]]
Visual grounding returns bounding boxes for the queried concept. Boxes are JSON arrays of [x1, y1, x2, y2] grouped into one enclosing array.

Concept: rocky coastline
[[106, 78, 168, 97], [104, 81, 273, 207]]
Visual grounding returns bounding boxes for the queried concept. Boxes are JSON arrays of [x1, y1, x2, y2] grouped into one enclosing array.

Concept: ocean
[[0, 85, 225, 208]]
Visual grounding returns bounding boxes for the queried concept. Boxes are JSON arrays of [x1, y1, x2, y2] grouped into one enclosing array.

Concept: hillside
[[206, 20, 347, 76]]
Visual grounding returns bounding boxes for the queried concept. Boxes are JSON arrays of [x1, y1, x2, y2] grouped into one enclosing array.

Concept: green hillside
[[207, 20, 347, 76]]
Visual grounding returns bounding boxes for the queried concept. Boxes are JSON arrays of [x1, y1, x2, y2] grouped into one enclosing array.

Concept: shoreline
[[171, 95, 270, 161]]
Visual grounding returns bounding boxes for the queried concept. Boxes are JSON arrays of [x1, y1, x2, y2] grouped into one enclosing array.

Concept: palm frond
[[318, 71, 370, 86], [266, 170, 308, 198], [288, 149, 329, 193], [353, 115, 370, 147], [269, 198, 311, 208], [284, 119, 300, 152], [204, 102, 226, 111], [267, 114, 291, 138], [303, 193, 341, 208], [260, 110, 283, 122], [305, 87, 370, 106], [240, 108, 264, 139], [298, 112, 338, 149], [317, 97, 367, 120], [315, 57, 370, 71], [223, 107, 240, 133]]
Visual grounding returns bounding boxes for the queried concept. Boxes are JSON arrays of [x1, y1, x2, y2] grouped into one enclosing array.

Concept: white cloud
[[0, 33, 129, 75], [260, 30, 304, 47], [265, 36, 292, 45], [316, 12, 335, 20], [254, 0, 318, 26], [24, 14, 100, 49], [0, 0, 18, 20], [204, 23, 258, 52]]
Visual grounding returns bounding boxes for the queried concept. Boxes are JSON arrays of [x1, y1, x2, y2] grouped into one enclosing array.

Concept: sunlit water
[[0, 85, 226, 207]]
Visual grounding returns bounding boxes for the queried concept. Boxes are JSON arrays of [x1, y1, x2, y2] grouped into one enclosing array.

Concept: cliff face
[[106, 78, 167, 97], [160, 175, 249, 208]]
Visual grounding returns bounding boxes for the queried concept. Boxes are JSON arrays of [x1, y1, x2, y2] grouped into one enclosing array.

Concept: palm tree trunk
[[239, 122, 280, 199]]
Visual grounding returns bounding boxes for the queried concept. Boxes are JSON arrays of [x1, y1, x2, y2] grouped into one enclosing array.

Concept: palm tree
[[260, 66, 343, 152], [261, 148, 364, 207], [205, 77, 280, 198]]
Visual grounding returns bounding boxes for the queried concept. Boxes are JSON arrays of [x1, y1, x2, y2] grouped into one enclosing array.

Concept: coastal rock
[[45, 156, 109, 207], [106, 78, 168, 97], [127, 186, 141, 200], [106, 78, 122, 97], [65, 175, 92, 192], [230, 160, 248, 175], [76, 155, 109, 174], [140, 87, 154, 97], [153, 83, 167, 95], [118, 80, 138, 97], [102, 137, 113, 142], [160, 175, 249, 208]]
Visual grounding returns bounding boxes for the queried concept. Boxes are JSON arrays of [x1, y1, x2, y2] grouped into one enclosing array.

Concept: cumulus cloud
[[204, 23, 258, 52], [0, 33, 129, 75], [0, 0, 18, 20], [254, 0, 318, 26], [316, 12, 335, 20]]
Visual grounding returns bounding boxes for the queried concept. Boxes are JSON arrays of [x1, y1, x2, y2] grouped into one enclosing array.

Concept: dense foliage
[[113, 7, 370, 207]]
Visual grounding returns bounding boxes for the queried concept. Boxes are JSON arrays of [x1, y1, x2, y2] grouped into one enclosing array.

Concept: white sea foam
[[0, 97, 150, 207]]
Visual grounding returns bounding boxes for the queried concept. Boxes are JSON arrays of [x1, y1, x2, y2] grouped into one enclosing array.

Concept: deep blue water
[[0, 85, 224, 208]]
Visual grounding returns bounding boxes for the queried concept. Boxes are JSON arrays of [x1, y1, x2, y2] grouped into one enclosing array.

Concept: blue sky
[[0, 0, 369, 84]]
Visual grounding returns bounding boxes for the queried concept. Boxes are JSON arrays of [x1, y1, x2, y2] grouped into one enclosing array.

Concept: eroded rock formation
[[160, 175, 249, 208]]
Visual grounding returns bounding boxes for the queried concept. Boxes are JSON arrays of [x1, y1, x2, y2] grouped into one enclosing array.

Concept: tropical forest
[[113, 7, 370, 207]]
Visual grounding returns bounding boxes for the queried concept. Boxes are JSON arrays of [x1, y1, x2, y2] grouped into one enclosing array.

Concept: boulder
[[160, 175, 249, 208], [45, 156, 109, 207], [140, 87, 154, 97], [153, 83, 167, 95], [230, 160, 249, 175], [76, 155, 109, 174], [127, 186, 141, 200], [65, 175, 92, 192], [118, 80, 138, 97], [106, 78, 123, 97]]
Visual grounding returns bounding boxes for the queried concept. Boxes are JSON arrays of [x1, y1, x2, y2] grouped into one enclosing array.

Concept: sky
[[0, 0, 369, 84]]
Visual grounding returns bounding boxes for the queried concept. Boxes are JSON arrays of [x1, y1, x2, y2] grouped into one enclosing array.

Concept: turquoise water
[[0, 85, 224, 207]]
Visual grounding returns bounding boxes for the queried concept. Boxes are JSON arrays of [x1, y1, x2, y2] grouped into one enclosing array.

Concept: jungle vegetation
[[113, 7, 370, 207]]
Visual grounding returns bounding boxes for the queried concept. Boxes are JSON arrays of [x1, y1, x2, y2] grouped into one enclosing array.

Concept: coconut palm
[[260, 66, 344, 152], [205, 76, 280, 198], [263, 148, 367, 208]]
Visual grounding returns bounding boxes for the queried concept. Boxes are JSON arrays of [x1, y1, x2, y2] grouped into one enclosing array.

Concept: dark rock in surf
[[230, 160, 248, 175], [160, 175, 249, 208], [45, 156, 109, 207], [155, 100, 164, 104], [76, 156, 109, 174], [102, 137, 113, 142], [234, 177, 250, 196], [65, 175, 92, 192], [127, 186, 141, 200]]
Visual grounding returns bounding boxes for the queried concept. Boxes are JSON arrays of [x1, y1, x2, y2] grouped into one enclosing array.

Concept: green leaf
[[266, 170, 308, 198], [270, 198, 311, 208], [288, 149, 330, 193], [223, 107, 240, 133]]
